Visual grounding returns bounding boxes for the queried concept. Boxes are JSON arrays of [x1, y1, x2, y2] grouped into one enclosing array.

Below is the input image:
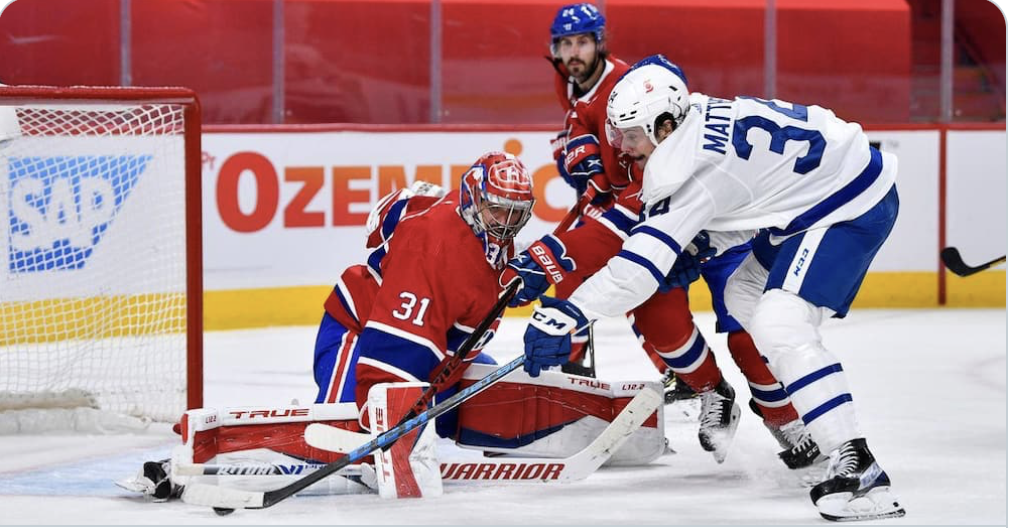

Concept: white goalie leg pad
[[367, 382, 442, 499], [455, 364, 665, 466], [749, 290, 861, 452]]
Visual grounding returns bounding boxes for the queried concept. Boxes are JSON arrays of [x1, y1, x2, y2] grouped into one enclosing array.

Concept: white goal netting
[[0, 90, 199, 427]]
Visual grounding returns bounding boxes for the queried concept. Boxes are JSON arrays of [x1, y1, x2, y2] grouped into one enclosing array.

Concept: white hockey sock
[[768, 342, 861, 453]]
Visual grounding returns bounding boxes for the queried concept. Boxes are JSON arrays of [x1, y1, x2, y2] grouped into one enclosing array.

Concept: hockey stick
[[179, 388, 660, 484], [941, 247, 1007, 277], [555, 194, 590, 234], [182, 354, 529, 513]]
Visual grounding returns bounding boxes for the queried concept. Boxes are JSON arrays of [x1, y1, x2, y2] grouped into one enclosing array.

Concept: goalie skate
[[810, 438, 905, 522]]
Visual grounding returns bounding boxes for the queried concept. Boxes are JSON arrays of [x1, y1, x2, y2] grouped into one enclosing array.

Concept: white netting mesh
[[0, 96, 193, 424]]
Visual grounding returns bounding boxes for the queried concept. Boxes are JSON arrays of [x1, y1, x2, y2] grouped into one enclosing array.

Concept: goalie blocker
[[118, 369, 664, 500]]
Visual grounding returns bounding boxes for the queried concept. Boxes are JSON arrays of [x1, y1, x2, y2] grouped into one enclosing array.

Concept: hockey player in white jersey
[[521, 54, 904, 522]]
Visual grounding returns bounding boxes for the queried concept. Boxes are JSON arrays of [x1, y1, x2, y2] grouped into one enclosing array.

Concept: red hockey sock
[[727, 331, 798, 426]]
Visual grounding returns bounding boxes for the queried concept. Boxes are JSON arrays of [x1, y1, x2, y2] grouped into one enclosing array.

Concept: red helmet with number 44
[[459, 151, 535, 268]]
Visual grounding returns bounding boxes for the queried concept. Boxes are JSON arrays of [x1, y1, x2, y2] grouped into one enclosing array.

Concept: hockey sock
[[726, 330, 798, 427]]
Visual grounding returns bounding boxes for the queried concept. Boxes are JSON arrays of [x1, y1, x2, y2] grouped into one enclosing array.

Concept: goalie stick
[[940, 247, 1007, 277], [178, 387, 660, 484]]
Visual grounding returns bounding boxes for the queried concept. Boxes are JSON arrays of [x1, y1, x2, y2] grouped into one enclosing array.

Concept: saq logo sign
[[7, 155, 150, 272]]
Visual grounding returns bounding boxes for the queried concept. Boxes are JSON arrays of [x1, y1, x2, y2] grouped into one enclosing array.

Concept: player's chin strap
[[181, 279, 521, 515]]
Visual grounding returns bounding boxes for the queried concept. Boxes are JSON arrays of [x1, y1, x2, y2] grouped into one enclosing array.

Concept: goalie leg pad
[[367, 382, 442, 499], [455, 364, 664, 465]]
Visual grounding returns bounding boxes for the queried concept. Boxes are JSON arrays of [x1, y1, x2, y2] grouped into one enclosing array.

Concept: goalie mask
[[459, 152, 535, 269], [606, 54, 690, 149]]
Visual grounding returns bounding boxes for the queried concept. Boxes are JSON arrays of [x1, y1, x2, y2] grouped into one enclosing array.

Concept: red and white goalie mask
[[459, 152, 535, 269]]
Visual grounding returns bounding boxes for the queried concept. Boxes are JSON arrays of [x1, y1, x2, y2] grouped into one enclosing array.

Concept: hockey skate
[[810, 438, 905, 522], [661, 369, 698, 403], [766, 417, 826, 470], [115, 459, 182, 502], [697, 379, 741, 463]]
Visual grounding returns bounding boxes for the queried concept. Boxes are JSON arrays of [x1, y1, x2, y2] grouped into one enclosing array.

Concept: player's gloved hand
[[523, 296, 589, 377], [499, 235, 576, 308], [561, 133, 597, 196], [660, 231, 718, 292], [556, 153, 588, 196]]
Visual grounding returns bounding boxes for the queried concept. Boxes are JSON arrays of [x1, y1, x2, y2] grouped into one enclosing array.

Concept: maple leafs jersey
[[570, 94, 898, 321], [324, 193, 506, 407]]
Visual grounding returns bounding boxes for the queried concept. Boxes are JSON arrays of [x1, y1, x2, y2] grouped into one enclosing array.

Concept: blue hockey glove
[[556, 153, 588, 196], [564, 134, 605, 183], [660, 231, 718, 292], [499, 235, 576, 308], [523, 296, 590, 377]]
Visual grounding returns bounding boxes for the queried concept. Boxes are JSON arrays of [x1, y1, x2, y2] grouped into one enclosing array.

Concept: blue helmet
[[550, 3, 606, 47], [626, 54, 688, 86]]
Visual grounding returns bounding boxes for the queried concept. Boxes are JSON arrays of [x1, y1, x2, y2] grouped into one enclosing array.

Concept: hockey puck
[[213, 507, 235, 516]]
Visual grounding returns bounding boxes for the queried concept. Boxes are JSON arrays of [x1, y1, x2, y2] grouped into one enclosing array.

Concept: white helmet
[[606, 54, 690, 148]]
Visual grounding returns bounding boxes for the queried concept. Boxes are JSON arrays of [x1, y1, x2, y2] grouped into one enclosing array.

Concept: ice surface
[[1, 309, 1005, 525]]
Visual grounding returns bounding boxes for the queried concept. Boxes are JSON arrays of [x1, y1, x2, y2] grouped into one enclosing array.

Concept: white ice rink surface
[[1, 308, 1006, 526]]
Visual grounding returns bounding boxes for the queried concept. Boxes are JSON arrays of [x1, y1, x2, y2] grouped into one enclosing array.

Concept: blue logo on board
[[8, 155, 151, 272]]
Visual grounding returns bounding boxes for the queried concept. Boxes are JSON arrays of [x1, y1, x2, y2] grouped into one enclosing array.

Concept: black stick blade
[[941, 247, 1007, 277]]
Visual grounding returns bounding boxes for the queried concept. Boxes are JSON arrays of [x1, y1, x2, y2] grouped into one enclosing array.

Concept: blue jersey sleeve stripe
[[366, 245, 387, 278], [567, 134, 600, 148], [600, 207, 636, 236], [331, 282, 359, 325], [357, 327, 441, 382], [629, 225, 683, 255], [380, 199, 409, 240], [616, 250, 666, 286]]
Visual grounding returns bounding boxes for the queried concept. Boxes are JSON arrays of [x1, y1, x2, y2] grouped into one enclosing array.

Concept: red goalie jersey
[[320, 153, 534, 410], [324, 194, 506, 408]]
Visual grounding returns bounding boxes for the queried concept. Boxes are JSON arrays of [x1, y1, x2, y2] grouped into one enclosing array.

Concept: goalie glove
[[499, 235, 576, 308], [523, 296, 590, 377]]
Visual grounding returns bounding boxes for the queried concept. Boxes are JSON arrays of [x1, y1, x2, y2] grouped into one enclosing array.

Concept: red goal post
[[0, 86, 202, 426]]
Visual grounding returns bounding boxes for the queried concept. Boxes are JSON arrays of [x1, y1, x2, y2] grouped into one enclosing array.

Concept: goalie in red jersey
[[120, 151, 665, 503]]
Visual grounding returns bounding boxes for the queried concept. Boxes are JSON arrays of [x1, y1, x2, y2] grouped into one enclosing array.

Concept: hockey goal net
[[0, 86, 202, 429]]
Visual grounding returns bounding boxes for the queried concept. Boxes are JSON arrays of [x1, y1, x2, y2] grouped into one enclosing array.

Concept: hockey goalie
[[118, 152, 666, 502]]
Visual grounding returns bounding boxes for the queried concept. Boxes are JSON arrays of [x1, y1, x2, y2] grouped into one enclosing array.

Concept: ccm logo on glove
[[530, 309, 577, 333]]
